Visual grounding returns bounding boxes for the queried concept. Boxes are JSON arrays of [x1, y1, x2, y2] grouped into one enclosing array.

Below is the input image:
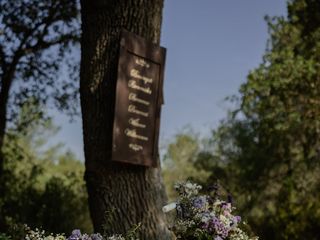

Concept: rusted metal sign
[[112, 30, 166, 167]]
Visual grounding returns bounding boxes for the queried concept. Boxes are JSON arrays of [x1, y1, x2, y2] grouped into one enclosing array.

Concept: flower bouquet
[[163, 181, 258, 240]]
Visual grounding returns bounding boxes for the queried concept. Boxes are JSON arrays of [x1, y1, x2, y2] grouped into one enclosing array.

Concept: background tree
[[162, 129, 211, 199], [236, 1, 320, 238], [80, 0, 171, 239], [162, 0, 320, 239], [0, 0, 80, 179], [0, 1, 80, 230], [183, 0, 320, 239], [0, 101, 92, 236]]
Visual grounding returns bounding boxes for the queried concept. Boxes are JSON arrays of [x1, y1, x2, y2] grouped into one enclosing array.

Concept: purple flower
[[215, 236, 223, 240], [68, 229, 82, 240], [72, 230, 81, 236], [229, 215, 242, 228], [207, 217, 229, 238], [193, 196, 207, 208], [234, 216, 241, 223]]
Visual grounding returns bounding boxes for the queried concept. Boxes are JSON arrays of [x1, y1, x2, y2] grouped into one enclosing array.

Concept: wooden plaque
[[112, 30, 166, 167]]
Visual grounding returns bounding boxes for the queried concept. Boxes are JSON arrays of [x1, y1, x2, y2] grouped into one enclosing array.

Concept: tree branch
[[23, 33, 79, 55], [0, 44, 6, 69]]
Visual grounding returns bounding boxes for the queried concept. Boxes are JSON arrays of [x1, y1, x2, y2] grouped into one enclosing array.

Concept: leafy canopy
[[163, 0, 320, 239], [0, 0, 80, 120]]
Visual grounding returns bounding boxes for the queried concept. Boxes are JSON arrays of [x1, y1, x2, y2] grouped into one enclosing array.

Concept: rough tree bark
[[80, 1, 172, 239], [0, 47, 22, 177], [0, 72, 12, 177], [0, 44, 24, 230], [0, 59, 15, 232]]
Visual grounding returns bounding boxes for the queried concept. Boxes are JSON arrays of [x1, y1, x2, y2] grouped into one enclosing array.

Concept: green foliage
[[0, 233, 10, 240], [232, 1, 320, 239], [207, 0, 320, 239], [0, 0, 80, 121], [163, 0, 320, 239], [0, 103, 92, 235], [162, 129, 211, 200]]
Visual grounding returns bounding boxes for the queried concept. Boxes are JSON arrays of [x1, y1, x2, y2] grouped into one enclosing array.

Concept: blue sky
[[53, 0, 287, 161]]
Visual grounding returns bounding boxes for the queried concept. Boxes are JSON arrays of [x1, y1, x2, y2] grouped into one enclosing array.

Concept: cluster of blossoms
[[66, 230, 104, 240], [25, 229, 134, 240], [67, 229, 138, 240], [163, 181, 258, 240], [25, 227, 65, 240]]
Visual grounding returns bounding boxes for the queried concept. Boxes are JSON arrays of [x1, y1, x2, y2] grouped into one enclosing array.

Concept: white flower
[[201, 213, 211, 223], [106, 234, 126, 240], [219, 214, 230, 226]]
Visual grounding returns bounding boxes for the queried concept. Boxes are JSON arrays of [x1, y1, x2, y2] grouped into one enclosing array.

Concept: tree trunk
[[0, 57, 19, 178], [0, 87, 8, 231], [0, 64, 15, 231], [80, 1, 172, 239], [0, 86, 8, 178]]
